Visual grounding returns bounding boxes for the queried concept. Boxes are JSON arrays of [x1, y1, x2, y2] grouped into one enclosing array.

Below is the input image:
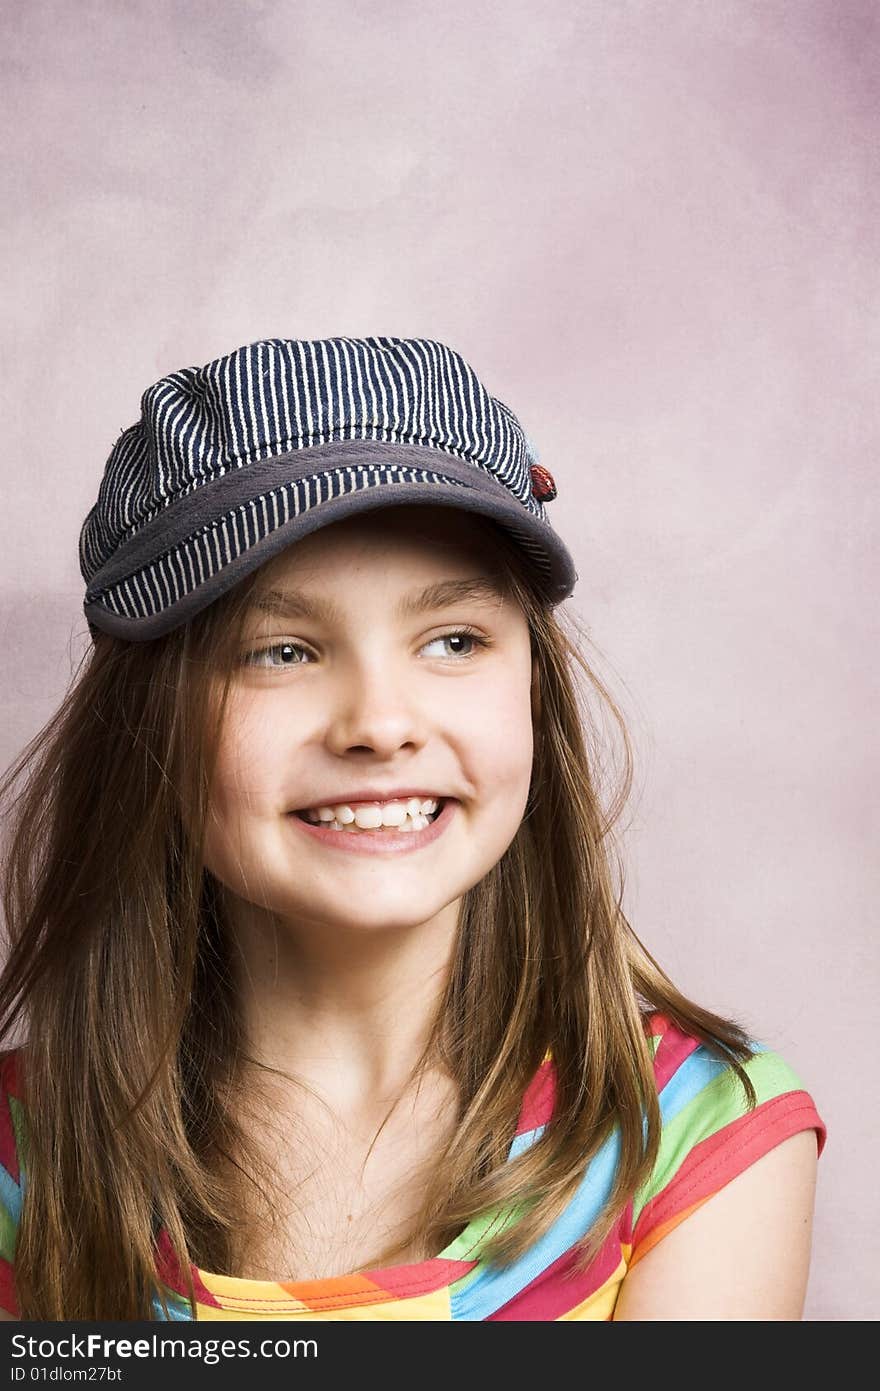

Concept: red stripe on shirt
[[631, 1089, 826, 1256]]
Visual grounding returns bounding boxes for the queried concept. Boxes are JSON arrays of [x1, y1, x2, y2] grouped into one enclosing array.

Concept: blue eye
[[242, 628, 490, 670], [421, 629, 488, 660], [242, 641, 310, 669]]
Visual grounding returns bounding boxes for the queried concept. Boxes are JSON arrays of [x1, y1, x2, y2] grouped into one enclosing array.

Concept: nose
[[322, 650, 429, 757]]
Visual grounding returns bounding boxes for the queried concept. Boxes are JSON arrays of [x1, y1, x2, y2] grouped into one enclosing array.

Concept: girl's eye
[[242, 641, 312, 669], [420, 628, 490, 661], [241, 628, 490, 670]]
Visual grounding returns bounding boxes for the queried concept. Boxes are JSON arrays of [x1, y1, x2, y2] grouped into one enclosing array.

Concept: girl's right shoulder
[[0, 1045, 26, 1319]]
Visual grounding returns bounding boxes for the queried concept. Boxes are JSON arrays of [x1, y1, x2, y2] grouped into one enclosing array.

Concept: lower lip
[[285, 799, 458, 854]]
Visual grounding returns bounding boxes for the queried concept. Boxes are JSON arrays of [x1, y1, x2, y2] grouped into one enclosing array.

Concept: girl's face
[[202, 505, 535, 942]]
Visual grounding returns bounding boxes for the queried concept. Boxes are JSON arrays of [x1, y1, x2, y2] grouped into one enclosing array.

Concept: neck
[[224, 892, 461, 1108]]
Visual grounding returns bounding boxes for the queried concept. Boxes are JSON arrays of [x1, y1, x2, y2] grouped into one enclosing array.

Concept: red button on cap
[[529, 463, 558, 502]]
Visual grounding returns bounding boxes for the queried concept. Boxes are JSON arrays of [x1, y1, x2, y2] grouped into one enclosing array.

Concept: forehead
[[258, 504, 510, 585]]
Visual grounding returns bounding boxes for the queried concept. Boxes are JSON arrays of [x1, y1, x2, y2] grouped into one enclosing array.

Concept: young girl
[[0, 336, 825, 1322]]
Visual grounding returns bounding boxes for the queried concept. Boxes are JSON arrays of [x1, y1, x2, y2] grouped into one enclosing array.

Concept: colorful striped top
[[0, 1012, 826, 1320]]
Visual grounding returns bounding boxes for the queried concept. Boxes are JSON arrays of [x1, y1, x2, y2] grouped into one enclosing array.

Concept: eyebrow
[[249, 575, 508, 625]]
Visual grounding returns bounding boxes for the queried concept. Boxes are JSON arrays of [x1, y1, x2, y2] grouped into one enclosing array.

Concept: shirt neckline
[[155, 1224, 487, 1311], [155, 1050, 559, 1310]]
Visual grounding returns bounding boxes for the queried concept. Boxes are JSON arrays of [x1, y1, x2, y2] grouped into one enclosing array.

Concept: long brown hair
[[0, 515, 756, 1320]]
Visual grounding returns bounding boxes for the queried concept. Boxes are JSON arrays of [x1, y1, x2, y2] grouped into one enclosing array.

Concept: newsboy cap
[[80, 335, 578, 640]]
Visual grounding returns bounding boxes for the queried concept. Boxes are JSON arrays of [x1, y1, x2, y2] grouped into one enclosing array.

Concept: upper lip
[[291, 788, 449, 810]]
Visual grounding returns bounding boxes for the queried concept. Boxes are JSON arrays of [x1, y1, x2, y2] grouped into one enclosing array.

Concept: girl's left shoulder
[[639, 1009, 827, 1172], [616, 1011, 826, 1317], [497, 1014, 825, 1321]]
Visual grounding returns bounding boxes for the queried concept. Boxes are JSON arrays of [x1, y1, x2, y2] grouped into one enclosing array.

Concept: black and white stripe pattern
[[80, 337, 546, 585], [92, 463, 466, 620], [79, 336, 576, 635]]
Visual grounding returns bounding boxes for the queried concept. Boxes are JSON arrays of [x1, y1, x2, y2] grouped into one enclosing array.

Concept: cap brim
[[84, 440, 578, 641]]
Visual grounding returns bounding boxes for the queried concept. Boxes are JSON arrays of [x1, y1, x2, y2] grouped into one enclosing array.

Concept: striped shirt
[[0, 1013, 826, 1320]]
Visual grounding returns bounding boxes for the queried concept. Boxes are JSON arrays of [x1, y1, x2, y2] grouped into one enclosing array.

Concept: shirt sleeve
[[626, 1015, 827, 1267], [0, 1049, 25, 1317]]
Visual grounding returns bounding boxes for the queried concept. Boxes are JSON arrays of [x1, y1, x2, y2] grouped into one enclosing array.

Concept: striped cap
[[80, 336, 579, 641]]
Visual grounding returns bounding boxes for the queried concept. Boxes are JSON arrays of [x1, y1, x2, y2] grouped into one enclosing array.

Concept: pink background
[[1, 1, 877, 1320]]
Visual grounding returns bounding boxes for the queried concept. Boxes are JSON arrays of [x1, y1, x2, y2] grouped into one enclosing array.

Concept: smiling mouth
[[293, 798, 446, 832]]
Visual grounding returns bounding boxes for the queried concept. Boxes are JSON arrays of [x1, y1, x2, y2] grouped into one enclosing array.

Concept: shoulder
[[0, 1046, 26, 1319], [612, 1012, 825, 1320], [639, 1010, 826, 1191]]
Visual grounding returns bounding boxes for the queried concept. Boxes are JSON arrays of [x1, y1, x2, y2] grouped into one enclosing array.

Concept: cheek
[[205, 702, 282, 824], [202, 715, 279, 893], [465, 680, 535, 801]]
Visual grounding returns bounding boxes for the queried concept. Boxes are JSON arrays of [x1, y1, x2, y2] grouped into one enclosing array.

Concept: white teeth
[[353, 804, 394, 829], [342, 812, 431, 833], [301, 795, 439, 823], [300, 797, 441, 833]]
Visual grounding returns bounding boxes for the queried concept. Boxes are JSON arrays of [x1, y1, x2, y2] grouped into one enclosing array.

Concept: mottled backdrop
[[1, 0, 877, 1320]]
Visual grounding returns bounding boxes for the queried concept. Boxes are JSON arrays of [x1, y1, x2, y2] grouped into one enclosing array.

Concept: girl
[[0, 336, 824, 1322]]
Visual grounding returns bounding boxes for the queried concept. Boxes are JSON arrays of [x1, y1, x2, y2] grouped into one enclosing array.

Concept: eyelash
[[241, 626, 492, 671]]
